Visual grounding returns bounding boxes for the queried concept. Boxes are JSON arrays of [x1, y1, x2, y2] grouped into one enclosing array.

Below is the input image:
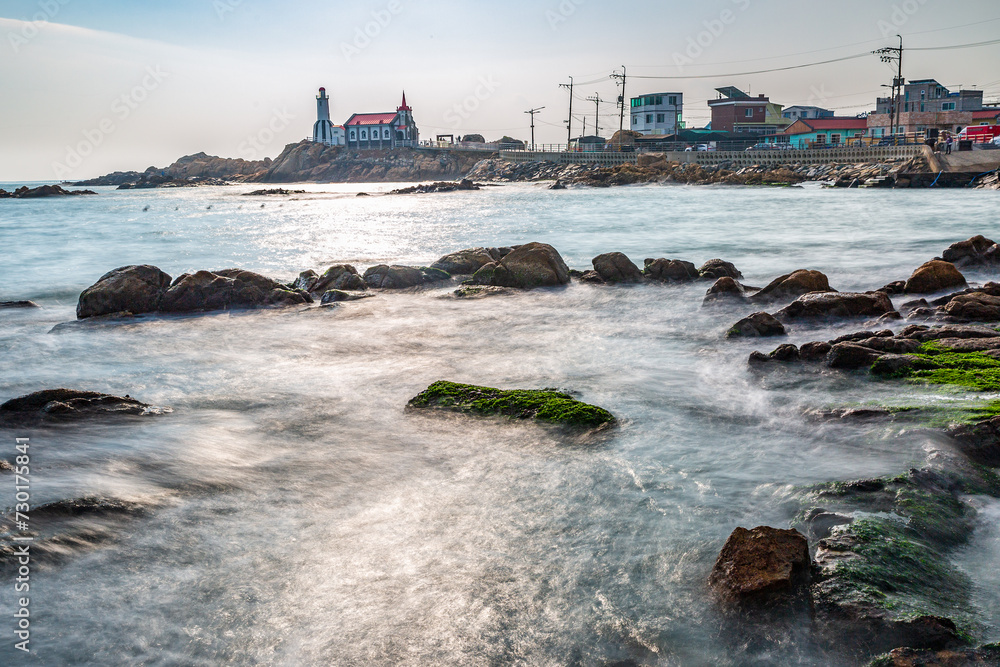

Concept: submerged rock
[[698, 259, 743, 281], [320, 290, 373, 304], [0, 300, 39, 309], [407, 380, 615, 428], [749, 269, 833, 304], [77, 265, 172, 319], [703, 277, 748, 306], [0, 389, 168, 426], [941, 292, 1000, 322], [160, 269, 311, 312], [946, 416, 1000, 467], [471, 242, 570, 289], [904, 260, 967, 295], [708, 526, 810, 601], [874, 645, 1000, 666], [312, 264, 367, 292], [363, 265, 450, 289], [452, 285, 513, 298], [591, 252, 644, 284], [941, 234, 1000, 268], [431, 247, 500, 275], [776, 291, 895, 320], [643, 258, 698, 282], [727, 312, 786, 338]]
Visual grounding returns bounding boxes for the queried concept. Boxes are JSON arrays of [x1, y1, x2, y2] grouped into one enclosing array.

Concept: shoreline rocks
[[709, 526, 810, 601], [406, 380, 615, 429], [0, 184, 96, 198], [471, 242, 570, 289], [0, 389, 168, 426]]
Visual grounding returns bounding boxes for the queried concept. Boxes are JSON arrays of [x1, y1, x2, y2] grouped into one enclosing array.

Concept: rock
[[800, 508, 853, 540], [941, 235, 1000, 268], [77, 265, 172, 319], [825, 343, 883, 369], [776, 291, 896, 320], [591, 252, 644, 284], [876, 645, 1000, 666], [749, 270, 833, 304], [363, 265, 450, 289], [406, 380, 615, 428], [878, 280, 907, 295], [160, 269, 311, 313], [703, 277, 747, 306], [853, 336, 922, 354], [726, 312, 786, 338], [899, 324, 1000, 342], [577, 270, 606, 284], [0, 300, 39, 308], [0, 184, 96, 198], [698, 259, 743, 280], [708, 526, 810, 601], [946, 416, 1000, 467], [870, 353, 922, 377], [800, 341, 833, 360], [452, 285, 512, 298], [941, 292, 1000, 322], [904, 260, 967, 295], [899, 298, 930, 314], [549, 180, 567, 190], [770, 344, 800, 362], [320, 290, 373, 304], [643, 258, 698, 282], [0, 389, 166, 426], [431, 248, 497, 275], [313, 265, 366, 292], [292, 269, 319, 292], [471, 242, 570, 289]]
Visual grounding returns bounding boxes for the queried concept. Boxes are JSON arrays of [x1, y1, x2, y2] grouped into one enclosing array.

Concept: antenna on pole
[[559, 77, 574, 147], [524, 106, 544, 151]]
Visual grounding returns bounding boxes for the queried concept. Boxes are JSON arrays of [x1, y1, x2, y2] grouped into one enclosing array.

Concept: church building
[[343, 93, 419, 149]]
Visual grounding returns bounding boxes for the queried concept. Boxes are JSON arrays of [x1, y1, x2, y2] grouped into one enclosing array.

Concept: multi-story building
[[782, 105, 834, 121], [708, 87, 788, 135], [869, 79, 984, 136], [769, 118, 868, 147], [629, 92, 683, 135]]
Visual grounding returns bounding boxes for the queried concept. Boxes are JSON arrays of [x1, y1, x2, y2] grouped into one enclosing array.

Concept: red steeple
[[398, 91, 411, 112]]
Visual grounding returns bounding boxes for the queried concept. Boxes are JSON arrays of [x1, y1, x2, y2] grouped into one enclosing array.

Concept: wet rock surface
[[0, 389, 169, 426], [0, 184, 96, 198], [709, 526, 810, 601], [727, 312, 786, 338], [904, 260, 968, 295], [749, 269, 833, 304], [362, 265, 451, 289], [643, 258, 699, 282], [471, 242, 570, 289], [591, 252, 644, 284]]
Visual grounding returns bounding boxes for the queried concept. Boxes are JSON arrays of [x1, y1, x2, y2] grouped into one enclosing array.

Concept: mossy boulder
[[407, 380, 615, 428]]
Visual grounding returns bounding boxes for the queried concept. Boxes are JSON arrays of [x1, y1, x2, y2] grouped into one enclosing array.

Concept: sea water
[[1, 182, 998, 665]]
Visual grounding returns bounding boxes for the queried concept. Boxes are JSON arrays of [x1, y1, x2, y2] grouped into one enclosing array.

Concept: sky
[[1, 0, 999, 181]]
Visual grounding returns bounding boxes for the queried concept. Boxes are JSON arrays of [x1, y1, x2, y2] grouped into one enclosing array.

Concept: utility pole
[[559, 76, 574, 147], [874, 35, 904, 143], [524, 107, 544, 151], [586, 94, 605, 136], [611, 66, 627, 142]]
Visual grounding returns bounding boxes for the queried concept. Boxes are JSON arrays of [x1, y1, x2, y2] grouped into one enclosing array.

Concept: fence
[[499, 145, 923, 167]]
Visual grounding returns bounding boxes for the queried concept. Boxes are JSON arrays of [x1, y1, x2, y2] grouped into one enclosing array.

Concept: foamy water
[[1, 181, 998, 665]]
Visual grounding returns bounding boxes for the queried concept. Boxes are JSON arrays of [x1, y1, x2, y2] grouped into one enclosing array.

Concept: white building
[[343, 92, 419, 149], [630, 92, 683, 135], [312, 88, 346, 145]]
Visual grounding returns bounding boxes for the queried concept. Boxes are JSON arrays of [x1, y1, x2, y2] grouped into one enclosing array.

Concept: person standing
[[946, 134, 953, 155]]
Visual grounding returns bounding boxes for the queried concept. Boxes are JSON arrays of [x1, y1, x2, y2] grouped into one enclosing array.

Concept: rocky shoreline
[[465, 154, 941, 189], [6, 233, 1000, 664]]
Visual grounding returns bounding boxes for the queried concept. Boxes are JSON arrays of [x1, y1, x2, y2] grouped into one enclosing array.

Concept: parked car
[[684, 144, 710, 152]]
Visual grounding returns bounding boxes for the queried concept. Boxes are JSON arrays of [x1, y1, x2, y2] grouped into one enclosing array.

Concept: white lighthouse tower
[[312, 87, 342, 145]]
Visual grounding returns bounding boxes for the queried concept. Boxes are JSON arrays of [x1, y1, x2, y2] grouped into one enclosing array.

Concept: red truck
[[959, 125, 1000, 143]]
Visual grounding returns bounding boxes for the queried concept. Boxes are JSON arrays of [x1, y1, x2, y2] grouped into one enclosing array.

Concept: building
[[971, 108, 1000, 126], [344, 92, 419, 149], [768, 118, 868, 147], [869, 79, 984, 137], [630, 92, 683, 135], [708, 87, 788, 135], [782, 105, 834, 121]]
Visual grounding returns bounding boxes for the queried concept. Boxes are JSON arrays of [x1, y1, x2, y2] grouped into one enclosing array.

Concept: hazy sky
[[2, 0, 999, 180]]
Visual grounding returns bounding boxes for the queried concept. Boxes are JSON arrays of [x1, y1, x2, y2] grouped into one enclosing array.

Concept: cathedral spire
[[398, 91, 411, 112]]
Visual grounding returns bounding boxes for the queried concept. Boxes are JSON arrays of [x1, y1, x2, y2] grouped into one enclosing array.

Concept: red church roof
[[398, 91, 411, 112], [345, 112, 398, 126]]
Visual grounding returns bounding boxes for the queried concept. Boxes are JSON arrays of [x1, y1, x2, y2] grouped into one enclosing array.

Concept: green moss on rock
[[874, 343, 1000, 391], [408, 380, 616, 428]]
